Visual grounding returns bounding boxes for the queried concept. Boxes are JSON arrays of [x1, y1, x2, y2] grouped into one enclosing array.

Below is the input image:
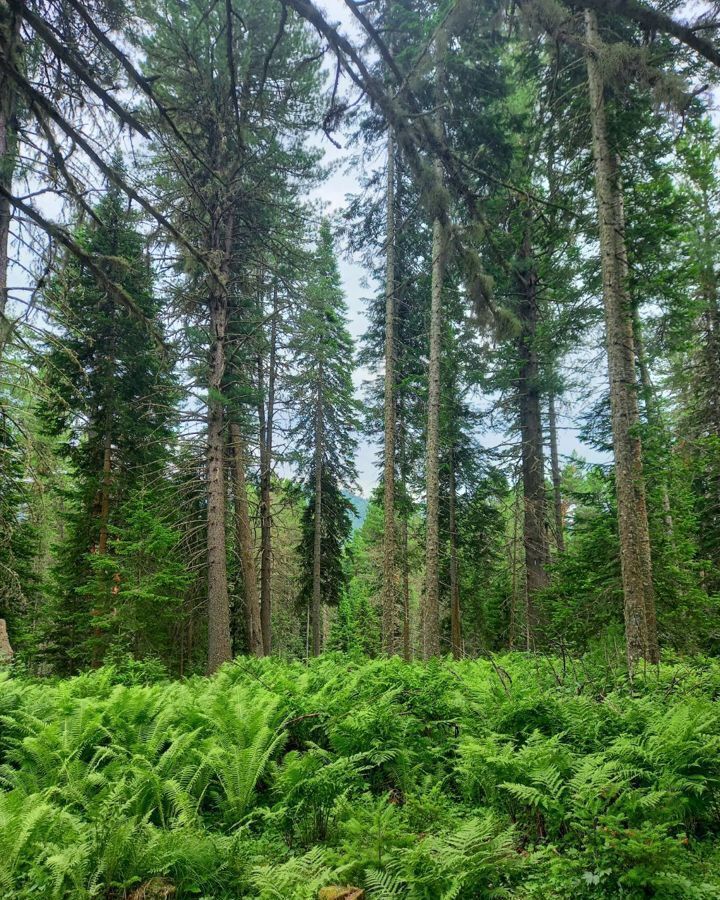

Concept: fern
[[2, 655, 720, 896]]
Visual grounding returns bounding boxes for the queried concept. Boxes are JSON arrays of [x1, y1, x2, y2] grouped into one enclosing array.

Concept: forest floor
[[1, 652, 720, 898]]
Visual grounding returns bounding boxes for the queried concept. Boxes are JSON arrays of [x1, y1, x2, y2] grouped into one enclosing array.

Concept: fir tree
[[289, 220, 360, 656], [38, 179, 175, 671]]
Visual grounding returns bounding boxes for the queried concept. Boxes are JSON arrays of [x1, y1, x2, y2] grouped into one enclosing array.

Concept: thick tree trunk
[[207, 288, 232, 673], [585, 10, 658, 666], [516, 218, 549, 647], [257, 284, 277, 655], [423, 205, 444, 659], [548, 390, 565, 553], [399, 391, 411, 662], [382, 126, 397, 655], [401, 515, 411, 662], [704, 284, 720, 439], [229, 422, 263, 656], [448, 449, 462, 660], [697, 198, 720, 439], [0, 1, 20, 356], [311, 390, 323, 657]]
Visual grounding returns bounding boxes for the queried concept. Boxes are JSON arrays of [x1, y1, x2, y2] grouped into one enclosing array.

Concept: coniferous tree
[[38, 181, 175, 670], [141, 0, 322, 671], [289, 220, 359, 656]]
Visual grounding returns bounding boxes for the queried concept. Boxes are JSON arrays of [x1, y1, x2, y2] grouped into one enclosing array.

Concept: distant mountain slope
[[345, 493, 370, 531]]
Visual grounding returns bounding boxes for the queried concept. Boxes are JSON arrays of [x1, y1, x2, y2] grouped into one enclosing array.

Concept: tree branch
[[0, 183, 165, 345], [570, 0, 720, 68]]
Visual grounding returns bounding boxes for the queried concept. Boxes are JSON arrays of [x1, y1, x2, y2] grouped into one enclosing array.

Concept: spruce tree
[[289, 220, 359, 656], [39, 181, 175, 671]]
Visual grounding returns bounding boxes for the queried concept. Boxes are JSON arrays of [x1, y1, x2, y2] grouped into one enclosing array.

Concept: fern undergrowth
[[2, 653, 720, 898]]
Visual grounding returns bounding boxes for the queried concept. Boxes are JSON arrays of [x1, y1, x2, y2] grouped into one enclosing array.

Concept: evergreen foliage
[[37, 180, 175, 671], [289, 221, 360, 634]]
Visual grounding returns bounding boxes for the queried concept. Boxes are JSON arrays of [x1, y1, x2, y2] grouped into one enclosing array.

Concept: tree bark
[[229, 421, 263, 656], [548, 389, 565, 553], [448, 448, 462, 659], [311, 381, 323, 657], [516, 215, 549, 647], [585, 10, 658, 666], [0, 1, 20, 356], [423, 198, 444, 659], [401, 515, 411, 662], [382, 125, 397, 655], [257, 282, 277, 655], [399, 389, 411, 662], [206, 286, 232, 673]]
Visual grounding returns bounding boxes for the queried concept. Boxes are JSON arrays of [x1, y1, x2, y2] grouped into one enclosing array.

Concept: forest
[[3, 0, 720, 896]]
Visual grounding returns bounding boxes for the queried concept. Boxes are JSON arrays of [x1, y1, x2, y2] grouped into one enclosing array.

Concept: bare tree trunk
[[207, 287, 232, 673], [449, 448, 462, 659], [703, 273, 720, 439], [398, 391, 411, 662], [401, 515, 411, 662], [312, 385, 323, 657], [257, 283, 277, 655], [548, 390, 565, 553], [90, 423, 112, 668], [0, 1, 20, 356], [509, 481, 522, 650], [585, 9, 658, 667], [423, 199, 444, 659], [516, 216, 549, 647], [229, 422, 263, 656], [382, 126, 397, 655]]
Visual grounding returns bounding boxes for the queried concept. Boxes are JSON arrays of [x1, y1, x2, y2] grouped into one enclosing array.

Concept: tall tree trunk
[[257, 283, 277, 655], [312, 385, 323, 657], [423, 198, 444, 659], [401, 515, 411, 662], [399, 396, 411, 662], [422, 29, 448, 660], [585, 10, 658, 666], [695, 210, 720, 579], [0, 1, 20, 357], [91, 422, 112, 668], [547, 389, 565, 553], [382, 126, 397, 655], [703, 270, 720, 439], [516, 215, 549, 647], [633, 311, 674, 539], [448, 448, 462, 659], [207, 286, 232, 673], [229, 421, 263, 656]]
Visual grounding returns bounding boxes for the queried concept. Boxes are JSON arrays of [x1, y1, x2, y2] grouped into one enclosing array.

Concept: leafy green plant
[[2, 655, 720, 897]]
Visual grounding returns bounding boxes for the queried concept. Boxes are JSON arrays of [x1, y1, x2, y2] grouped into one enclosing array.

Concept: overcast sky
[[20, 1, 697, 497], [309, 0, 611, 497]]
